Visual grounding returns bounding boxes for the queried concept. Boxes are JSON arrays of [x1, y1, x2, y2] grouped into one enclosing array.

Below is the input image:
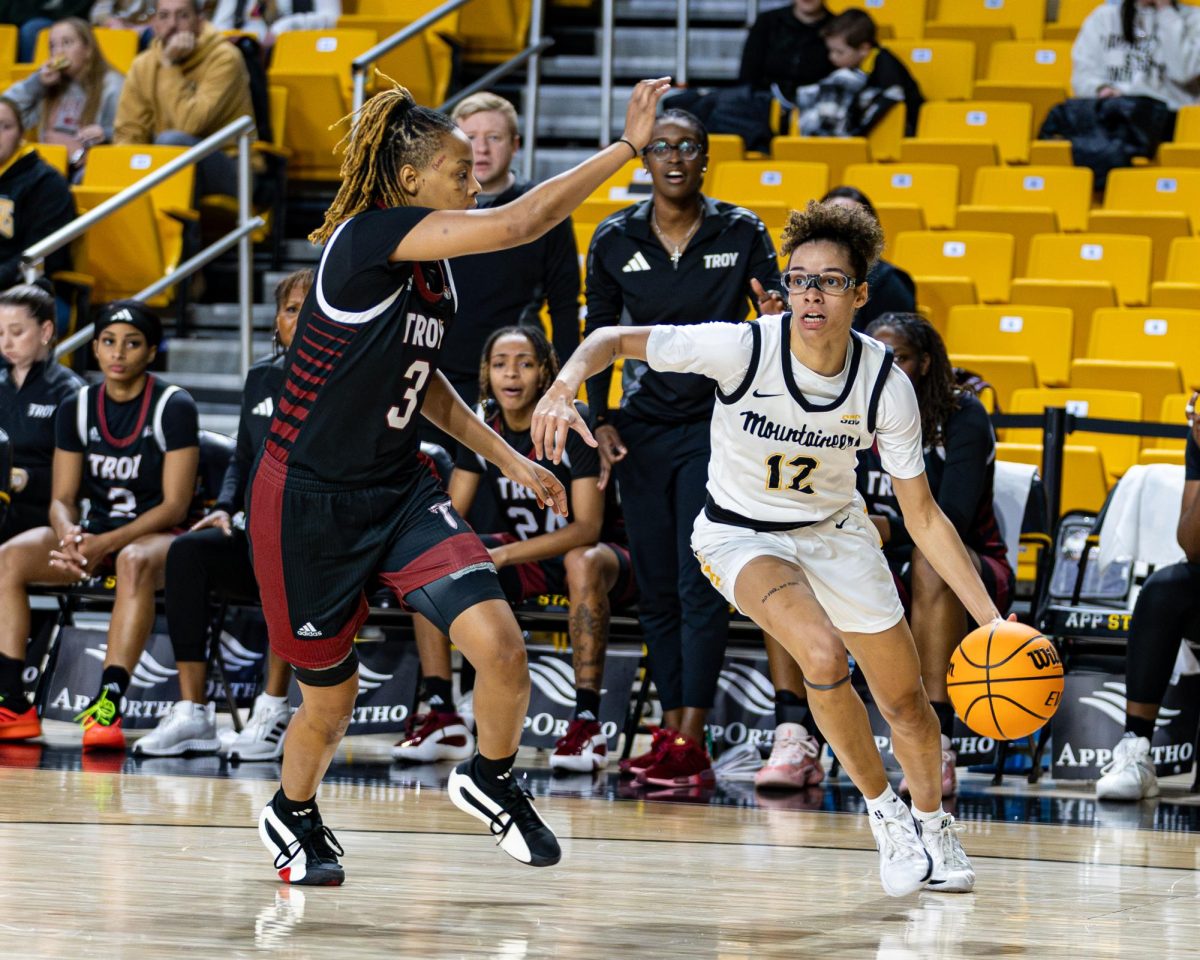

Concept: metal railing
[[676, 0, 689, 86], [25, 116, 264, 379], [746, 0, 759, 27], [600, 0, 615, 147]]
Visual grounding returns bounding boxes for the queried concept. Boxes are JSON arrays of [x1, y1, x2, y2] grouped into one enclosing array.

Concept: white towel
[[1097, 464, 1186, 571]]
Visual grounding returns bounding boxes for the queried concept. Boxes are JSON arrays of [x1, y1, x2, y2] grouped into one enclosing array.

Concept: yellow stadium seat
[[970, 81, 1067, 133], [70, 187, 173, 306], [946, 304, 1073, 386], [1025, 234, 1151, 306], [1157, 105, 1200, 165], [1156, 393, 1192, 450], [31, 25, 139, 74], [1028, 139, 1074, 165], [888, 40, 976, 100], [707, 134, 745, 168], [335, 16, 453, 106], [922, 24, 1014, 78], [1104, 168, 1200, 228], [842, 162, 959, 228], [592, 160, 652, 200], [710, 161, 828, 210], [0, 24, 15, 67], [771, 137, 867, 189], [456, 0, 531, 62], [875, 203, 926, 260], [1088, 307, 1200, 389], [971, 164, 1092, 232], [578, 197, 636, 223], [986, 40, 1074, 86], [32, 143, 67, 177], [954, 206, 1057, 274], [747, 202, 793, 232], [1006, 278, 1115, 360], [828, 0, 928, 38], [867, 101, 906, 161], [932, 0, 1043, 40], [913, 276, 977, 335], [1069, 359, 1184, 425], [1140, 448, 1186, 466], [1086, 210, 1190, 282], [916, 101, 1034, 164], [1163, 235, 1200, 280], [893, 231, 1014, 302], [271, 28, 376, 92], [1009, 387, 1143, 480], [1046, 0, 1103, 42], [997, 442, 1110, 513], [948, 353, 1038, 411], [1149, 283, 1200, 309], [898, 139, 997, 201]]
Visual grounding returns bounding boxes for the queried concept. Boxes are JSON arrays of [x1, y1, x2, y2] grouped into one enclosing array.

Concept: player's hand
[[1097, 84, 1120, 99], [751, 278, 785, 316], [502, 454, 569, 518], [10, 467, 28, 493], [532, 380, 595, 464], [621, 77, 673, 152], [191, 509, 232, 535], [487, 544, 511, 569], [51, 529, 107, 579], [594, 424, 627, 492]]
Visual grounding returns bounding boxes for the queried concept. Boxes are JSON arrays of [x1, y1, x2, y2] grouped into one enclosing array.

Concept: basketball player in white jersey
[[533, 200, 1006, 897]]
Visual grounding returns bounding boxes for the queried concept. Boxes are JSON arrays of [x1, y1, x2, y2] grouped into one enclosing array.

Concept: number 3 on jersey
[[387, 359, 432, 431], [765, 453, 820, 494]]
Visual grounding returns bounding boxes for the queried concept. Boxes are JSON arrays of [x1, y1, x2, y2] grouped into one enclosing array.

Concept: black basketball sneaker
[[258, 791, 345, 885], [447, 758, 562, 867]]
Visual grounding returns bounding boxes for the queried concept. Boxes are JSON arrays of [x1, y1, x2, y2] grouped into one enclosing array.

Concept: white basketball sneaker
[[869, 803, 933, 897], [229, 694, 291, 762], [133, 701, 220, 757], [921, 813, 976, 893], [1096, 734, 1160, 801]]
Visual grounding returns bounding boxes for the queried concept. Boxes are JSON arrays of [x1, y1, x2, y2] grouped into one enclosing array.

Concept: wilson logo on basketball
[[1026, 648, 1061, 670]]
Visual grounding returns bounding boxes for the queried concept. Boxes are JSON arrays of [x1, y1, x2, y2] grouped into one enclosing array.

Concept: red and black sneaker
[[638, 733, 715, 787], [551, 718, 608, 773], [0, 693, 41, 742], [392, 711, 474, 763], [618, 726, 675, 779]]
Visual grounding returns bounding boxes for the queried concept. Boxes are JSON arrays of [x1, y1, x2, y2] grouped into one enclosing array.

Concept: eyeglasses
[[642, 139, 703, 161], [781, 271, 858, 296]]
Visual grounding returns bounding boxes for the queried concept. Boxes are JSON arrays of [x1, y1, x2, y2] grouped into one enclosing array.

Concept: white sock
[[864, 786, 907, 817], [259, 693, 289, 708], [911, 804, 946, 824]]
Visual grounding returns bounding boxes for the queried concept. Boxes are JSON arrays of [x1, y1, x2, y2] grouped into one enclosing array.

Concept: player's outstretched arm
[[420, 371, 569, 517], [531, 326, 653, 463], [892, 472, 1008, 626], [393, 78, 672, 263]]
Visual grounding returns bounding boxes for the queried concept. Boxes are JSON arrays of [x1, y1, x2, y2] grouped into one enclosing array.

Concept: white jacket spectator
[[1072, 0, 1200, 110], [210, 0, 341, 41]]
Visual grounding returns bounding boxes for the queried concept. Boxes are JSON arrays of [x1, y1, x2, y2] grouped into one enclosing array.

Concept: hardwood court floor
[[2, 731, 1199, 959]]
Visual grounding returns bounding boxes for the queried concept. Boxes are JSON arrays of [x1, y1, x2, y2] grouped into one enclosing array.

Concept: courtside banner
[[287, 641, 420, 736], [1052, 672, 1200, 780], [521, 644, 641, 750], [41, 626, 182, 729], [707, 651, 778, 753], [208, 608, 271, 708]]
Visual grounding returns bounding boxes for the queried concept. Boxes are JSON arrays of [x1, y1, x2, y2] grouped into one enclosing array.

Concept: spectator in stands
[[0, 96, 76, 293], [0, 301, 198, 746], [0, 281, 83, 543], [584, 109, 780, 787], [12, 1, 93, 63], [4, 18, 125, 179], [210, 0, 341, 44], [134, 269, 312, 761], [1072, 0, 1200, 110], [435, 92, 579, 414], [396, 325, 634, 773], [822, 186, 916, 330], [793, 9, 922, 138], [114, 0, 257, 199], [1096, 390, 1200, 802], [91, 1, 155, 31], [739, 0, 834, 97]]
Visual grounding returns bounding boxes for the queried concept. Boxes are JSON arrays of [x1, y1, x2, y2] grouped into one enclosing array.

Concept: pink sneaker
[[898, 734, 958, 798], [755, 723, 825, 790]]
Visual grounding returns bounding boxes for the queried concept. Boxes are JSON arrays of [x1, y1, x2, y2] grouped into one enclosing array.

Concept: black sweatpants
[[1126, 562, 1200, 705], [165, 526, 260, 662], [614, 416, 729, 711]]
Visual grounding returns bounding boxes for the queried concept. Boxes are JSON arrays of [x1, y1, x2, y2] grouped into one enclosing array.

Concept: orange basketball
[[946, 621, 1064, 740]]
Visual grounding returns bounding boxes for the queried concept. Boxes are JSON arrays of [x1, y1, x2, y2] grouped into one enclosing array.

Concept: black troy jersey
[[56, 375, 199, 533], [265, 207, 458, 488]]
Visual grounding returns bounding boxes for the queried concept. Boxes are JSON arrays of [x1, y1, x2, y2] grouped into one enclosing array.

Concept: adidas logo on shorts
[[297, 622, 322, 638], [252, 398, 274, 417], [622, 251, 651, 273]]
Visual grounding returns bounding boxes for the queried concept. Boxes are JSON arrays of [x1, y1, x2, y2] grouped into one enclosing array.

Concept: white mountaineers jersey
[[647, 314, 924, 530]]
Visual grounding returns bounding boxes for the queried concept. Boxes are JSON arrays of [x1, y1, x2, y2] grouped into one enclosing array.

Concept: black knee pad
[[294, 647, 359, 687]]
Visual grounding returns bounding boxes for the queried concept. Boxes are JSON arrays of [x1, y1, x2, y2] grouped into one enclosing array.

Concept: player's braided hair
[[779, 199, 883, 283], [478, 325, 560, 416], [865, 312, 962, 447], [310, 80, 459, 245]]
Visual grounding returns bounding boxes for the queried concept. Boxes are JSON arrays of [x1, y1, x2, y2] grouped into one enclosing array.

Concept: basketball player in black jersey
[[0, 302, 199, 747], [248, 79, 670, 885]]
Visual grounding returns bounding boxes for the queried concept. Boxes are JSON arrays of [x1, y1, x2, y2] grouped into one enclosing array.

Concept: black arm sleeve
[[937, 399, 993, 539], [543, 216, 582, 364], [215, 397, 256, 515], [582, 230, 623, 422]]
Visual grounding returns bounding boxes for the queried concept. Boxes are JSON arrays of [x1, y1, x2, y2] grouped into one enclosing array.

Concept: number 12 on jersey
[[764, 453, 820, 494]]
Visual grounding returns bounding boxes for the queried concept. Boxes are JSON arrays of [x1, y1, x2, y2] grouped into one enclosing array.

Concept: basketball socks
[[931, 701, 956, 740], [574, 688, 601, 721], [259, 693, 289, 710], [1125, 716, 1155, 740], [275, 788, 317, 818], [865, 785, 908, 819], [0, 654, 27, 705], [911, 803, 947, 823], [474, 750, 518, 797], [95, 666, 131, 714], [422, 676, 455, 713]]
